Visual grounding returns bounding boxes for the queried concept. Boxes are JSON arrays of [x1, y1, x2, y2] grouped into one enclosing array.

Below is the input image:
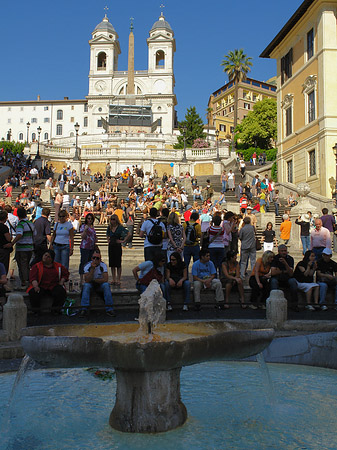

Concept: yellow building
[[207, 77, 277, 140], [261, 0, 337, 197]]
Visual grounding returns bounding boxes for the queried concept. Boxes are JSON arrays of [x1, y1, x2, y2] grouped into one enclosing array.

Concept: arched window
[[137, 86, 142, 94], [57, 109, 63, 120], [32, 132, 36, 141], [18, 133, 24, 141], [44, 132, 49, 140], [119, 86, 125, 95], [70, 132, 74, 137], [97, 52, 107, 70], [56, 124, 62, 136], [156, 50, 165, 68]]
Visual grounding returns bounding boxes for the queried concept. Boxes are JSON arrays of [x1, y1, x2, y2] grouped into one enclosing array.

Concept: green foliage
[[235, 98, 277, 149], [235, 147, 277, 162], [174, 107, 206, 149], [221, 49, 253, 83], [271, 161, 278, 182], [0, 141, 25, 154]]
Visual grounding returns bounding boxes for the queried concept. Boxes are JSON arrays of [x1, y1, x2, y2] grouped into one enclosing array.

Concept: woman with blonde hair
[[167, 212, 186, 261], [249, 250, 274, 308]]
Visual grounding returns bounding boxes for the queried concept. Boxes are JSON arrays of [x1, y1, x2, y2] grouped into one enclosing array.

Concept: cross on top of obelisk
[[130, 17, 134, 31]]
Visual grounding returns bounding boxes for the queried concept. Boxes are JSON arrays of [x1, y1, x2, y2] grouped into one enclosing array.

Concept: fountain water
[[20, 280, 274, 433]]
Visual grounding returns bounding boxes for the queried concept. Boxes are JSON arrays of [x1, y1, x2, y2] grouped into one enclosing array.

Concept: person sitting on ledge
[[79, 249, 116, 318], [27, 249, 69, 316], [192, 248, 224, 311], [270, 244, 298, 310], [165, 251, 190, 311]]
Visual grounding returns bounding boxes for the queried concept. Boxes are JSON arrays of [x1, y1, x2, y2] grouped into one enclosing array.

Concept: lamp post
[[36, 126, 42, 160], [26, 122, 30, 144], [333, 143, 337, 201], [215, 129, 220, 160], [182, 126, 187, 162], [74, 122, 80, 161]]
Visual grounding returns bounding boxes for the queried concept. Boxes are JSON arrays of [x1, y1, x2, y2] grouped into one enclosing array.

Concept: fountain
[[20, 280, 274, 433]]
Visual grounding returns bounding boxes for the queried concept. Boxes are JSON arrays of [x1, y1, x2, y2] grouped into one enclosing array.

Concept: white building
[[0, 12, 177, 144]]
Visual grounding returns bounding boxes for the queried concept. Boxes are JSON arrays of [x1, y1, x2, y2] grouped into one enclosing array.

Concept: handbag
[[255, 237, 262, 251]]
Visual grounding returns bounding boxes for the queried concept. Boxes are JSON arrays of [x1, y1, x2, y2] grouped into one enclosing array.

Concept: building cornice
[[0, 99, 86, 106]]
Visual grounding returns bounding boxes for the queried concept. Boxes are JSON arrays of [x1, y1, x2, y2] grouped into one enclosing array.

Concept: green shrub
[[236, 147, 277, 162], [0, 141, 25, 154], [271, 161, 277, 181]]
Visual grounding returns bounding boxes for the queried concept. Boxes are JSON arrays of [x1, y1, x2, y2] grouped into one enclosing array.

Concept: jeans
[[300, 236, 310, 255], [54, 243, 70, 269], [144, 246, 163, 261], [239, 247, 256, 278], [79, 248, 95, 274], [317, 281, 337, 305], [270, 276, 298, 305], [209, 247, 225, 278], [170, 200, 179, 209], [222, 181, 227, 192], [136, 281, 168, 301], [183, 245, 200, 271], [81, 282, 114, 311], [274, 202, 279, 216], [165, 279, 191, 304], [16, 250, 33, 286], [312, 247, 324, 260], [193, 195, 203, 202]]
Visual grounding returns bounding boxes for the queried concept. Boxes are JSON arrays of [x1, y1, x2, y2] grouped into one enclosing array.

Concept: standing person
[[183, 212, 201, 271], [139, 207, 166, 261], [221, 170, 227, 193], [227, 170, 235, 191], [280, 214, 292, 245], [167, 212, 185, 262], [273, 190, 281, 216], [31, 207, 52, 266], [332, 208, 337, 252], [4, 204, 18, 280], [321, 208, 335, 244], [310, 219, 331, 260], [106, 214, 130, 286], [54, 191, 63, 223], [165, 252, 190, 311], [208, 215, 225, 277], [249, 251, 274, 309], [28, 249, 69, 316], [58, 171, 67, 192], [123, 201, 135, 249], [262, 222, 276, 252], [79, 213, 97, 286], [0, 210, 12, 274], [238, 216, 256, 279], [295, 214, 311, 255], [8, 207, 35, 289], [239, 159, 246, 178], [50, 210, 74, 270], [30, 166, 38, 185], [252, 151, 257, 166]]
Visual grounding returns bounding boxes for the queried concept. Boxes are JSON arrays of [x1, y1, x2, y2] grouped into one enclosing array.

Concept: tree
[[221, 49, 253, 132], [174, 106, 206, 149], [235, 98, 277, 149]]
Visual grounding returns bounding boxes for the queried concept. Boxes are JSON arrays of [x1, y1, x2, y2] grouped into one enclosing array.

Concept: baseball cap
[[322, 248, 332, 256]]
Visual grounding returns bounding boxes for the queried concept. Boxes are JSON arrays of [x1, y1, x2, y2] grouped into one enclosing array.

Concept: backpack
[[185, 221, 197, 245], [147, 219, 163, 245]]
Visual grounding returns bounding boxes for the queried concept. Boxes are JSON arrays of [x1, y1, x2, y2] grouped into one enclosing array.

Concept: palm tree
[[221, 49, 253, 134]]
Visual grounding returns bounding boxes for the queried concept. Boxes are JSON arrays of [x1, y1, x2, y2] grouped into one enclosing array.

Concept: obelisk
[[126, 18, 135, 103]]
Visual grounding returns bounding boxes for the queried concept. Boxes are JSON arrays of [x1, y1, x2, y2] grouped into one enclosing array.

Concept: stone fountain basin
[[21, 322, 274, 371]]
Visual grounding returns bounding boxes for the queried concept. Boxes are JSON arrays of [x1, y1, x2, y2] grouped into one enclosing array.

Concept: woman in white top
[[50, 210, 74, 269], [227, 170, 235, 191]]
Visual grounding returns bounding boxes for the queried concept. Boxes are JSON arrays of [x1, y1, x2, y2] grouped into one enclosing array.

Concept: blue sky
[[2, 0, 303, 122]]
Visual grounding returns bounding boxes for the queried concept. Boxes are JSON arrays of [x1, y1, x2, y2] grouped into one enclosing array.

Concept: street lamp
[[74, 122, 80, 161], [333, 143, 337, 201], [182, 126, 187, 162], [215, 129, 220, 160], [36, 126, 42, 160], [26, 122, 30, 144]]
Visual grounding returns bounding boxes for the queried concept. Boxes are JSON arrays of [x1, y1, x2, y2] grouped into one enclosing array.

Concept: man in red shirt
[[183, 205, 192, 223], [239, 194, 248, 214], [28, 249, 69, 315]]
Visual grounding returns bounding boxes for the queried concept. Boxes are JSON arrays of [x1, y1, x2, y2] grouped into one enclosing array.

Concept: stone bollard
[[266, 290, 287, 329], [3, 293, 27, 341]]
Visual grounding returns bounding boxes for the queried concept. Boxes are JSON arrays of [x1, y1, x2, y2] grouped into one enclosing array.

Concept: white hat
[[301, 213, 310, 222], [76, 195, 80, 200]]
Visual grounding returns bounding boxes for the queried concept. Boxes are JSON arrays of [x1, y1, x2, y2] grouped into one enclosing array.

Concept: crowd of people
[[1, 156, 337, 316]]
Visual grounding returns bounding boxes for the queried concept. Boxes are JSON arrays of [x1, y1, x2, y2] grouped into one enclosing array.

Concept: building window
[[33, 107, 36, 111], [97, 52, 107, 70], [253, 94, 258, 102], [44, 132, 49, 140], [230, 126, 234, 134], [244, 103, 250, 110], [307, 28, 314, 60], [57, 110, 63, 120], [155, 50, 165, 68], [7, 119, 11, 124], [70, 117, 75, 123], [44, 106, 49, 111], [220, 124, 226, 132], [71, 106, 74, 110], [84, 104, 88, 112], [308, 90, 315, 123], [97, 119, 102, 128], [19, 133, 24, 141], [287, 160, 293, 183], [229, 106, 234, 113], [32, 132, 36, 141], [44, 118, 50, 123], [8, 107, 11, 111], [31, 118, 37, 123], [281, 48, 293, 85], [285, 107, 292, 136], [20, 107, 24, 111], [309, 150, 316, 176], [56, 124, 62, 135], [84, 117, 88, 127]]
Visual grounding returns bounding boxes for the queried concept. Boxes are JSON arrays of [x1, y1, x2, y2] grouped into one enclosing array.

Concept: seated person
[[316, 247, 337, 311], [249, 251, 274, 309], [294, 250, 320, 311], [79, 249, 116, 318], [192, 248, 224, 311], [0, 261, 8, 299], [270, 244, 298, 310], [165, 252, 190, 311], [222, 251, 247, 309], [132, 252, 169, 307], [28, 250, 69, 315]]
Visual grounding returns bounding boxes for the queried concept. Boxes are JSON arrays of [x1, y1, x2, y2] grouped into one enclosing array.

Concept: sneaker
[[249, 304, 258, 310], [305, 305, 315, 311], [321, 305, 328, 311], [183, 304, 188, 311], [106, 309, 116, 317], [78, 309, 88, 318], [167, 304, 173, 311], [334, 306, 337, 311]]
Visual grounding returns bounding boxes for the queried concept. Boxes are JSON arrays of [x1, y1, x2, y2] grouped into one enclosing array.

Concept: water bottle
[[69, 280, 73, 292]]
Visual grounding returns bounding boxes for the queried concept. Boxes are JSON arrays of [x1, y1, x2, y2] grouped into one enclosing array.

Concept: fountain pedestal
[[110, 368, 187, 432]]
